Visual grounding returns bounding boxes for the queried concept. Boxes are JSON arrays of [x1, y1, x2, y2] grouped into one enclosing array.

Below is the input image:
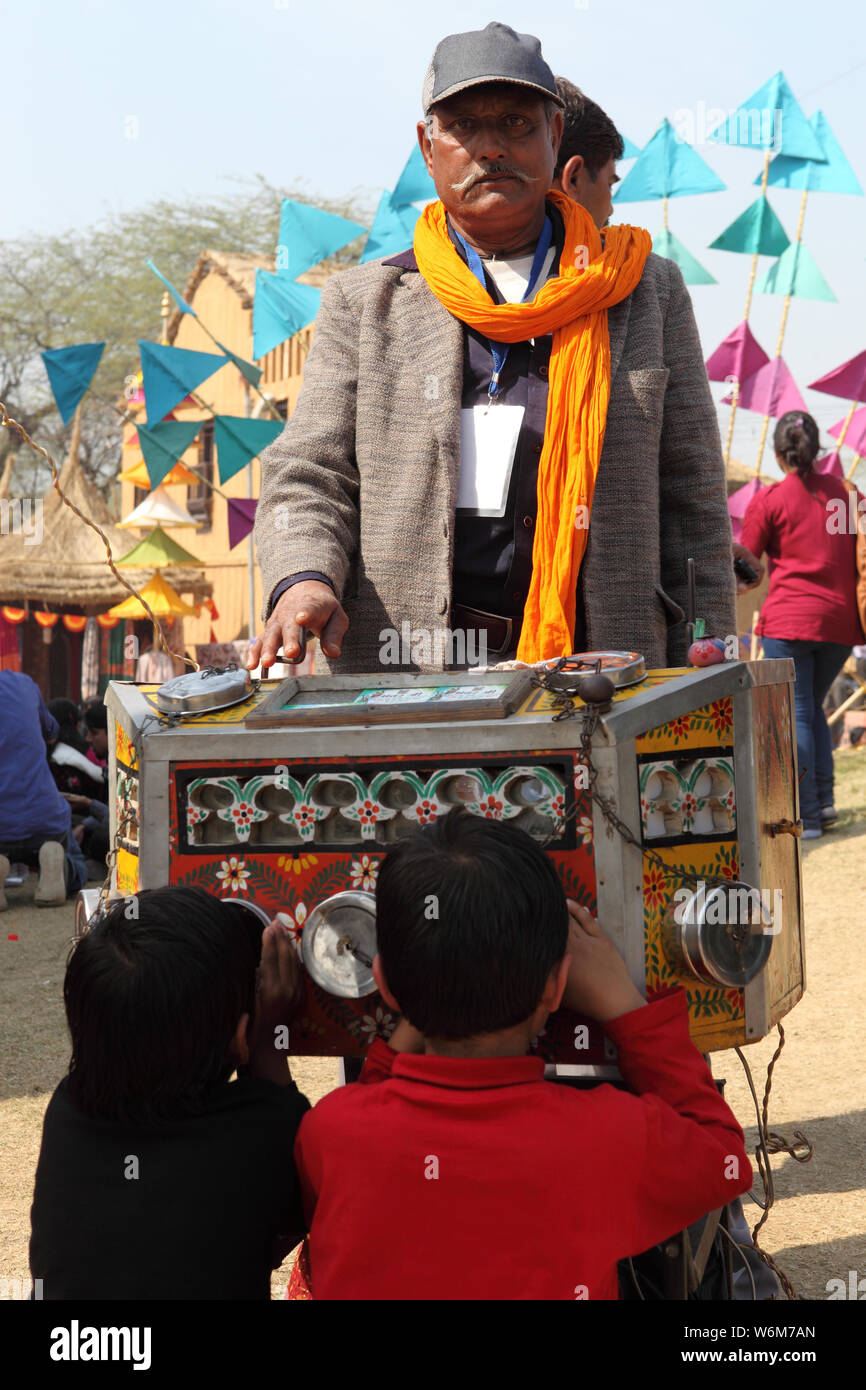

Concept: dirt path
[[2, 748, 864, 1301]]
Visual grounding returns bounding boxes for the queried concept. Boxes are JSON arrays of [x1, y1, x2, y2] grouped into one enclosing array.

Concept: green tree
[[0, 174, 372, 500]]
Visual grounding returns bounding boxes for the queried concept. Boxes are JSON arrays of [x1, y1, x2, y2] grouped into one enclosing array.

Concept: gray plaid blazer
[[255, 250, 735, 673]]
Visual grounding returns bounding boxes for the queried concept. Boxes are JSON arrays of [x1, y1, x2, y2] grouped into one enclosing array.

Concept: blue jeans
[[761, 638, 852, 830], [0, 830, 87, 896]]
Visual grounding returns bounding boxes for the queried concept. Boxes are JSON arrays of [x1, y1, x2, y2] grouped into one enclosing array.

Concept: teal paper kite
[[708, 196, 789, 257], [137, 420, 205, 488], [216, 346, 263, 390], [253, 271, 321, 359], [651, 229, 716, 284], [144, 260, 261, 385], [391, 145, 436, 207], [41, 343, 105, 424], [759, 110, 863, 196], [613, 119, 725, 202], [708, 71, 826, 160], [809, 350, 866, 403], [276, 199, 367, 279], [139, 341, 228, 425], [620, 133, 640, 159], [145, 260, 195, 317], [213, 416, 284, 484], [756, 242, 835, 302], [360, 191, 420, 263]]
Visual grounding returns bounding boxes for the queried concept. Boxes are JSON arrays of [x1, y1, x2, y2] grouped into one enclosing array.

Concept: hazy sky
[[5, 0, 865, 474]]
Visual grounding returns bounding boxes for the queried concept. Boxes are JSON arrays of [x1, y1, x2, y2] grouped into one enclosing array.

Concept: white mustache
[[450, 165, 539, 194]]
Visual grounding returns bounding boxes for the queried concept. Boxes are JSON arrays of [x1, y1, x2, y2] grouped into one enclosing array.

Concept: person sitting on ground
[[81, 699, 110, 791], [47, 697, 106, 799], [292, 808, 752, 1300], [0, 671, 87, 909], [30, 887, 309, 1300]]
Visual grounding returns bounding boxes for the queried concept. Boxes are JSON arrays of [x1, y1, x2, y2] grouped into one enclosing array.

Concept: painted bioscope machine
[[78, 653, 805, 1072]]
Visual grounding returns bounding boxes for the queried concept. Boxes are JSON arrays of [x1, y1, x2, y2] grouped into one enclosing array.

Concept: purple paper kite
[[829, 407, 866, 456], [808, 349, 866, 404], [720, 357, 806, 417], [706, 321, 770, 385], [227, 497, 258, 550]]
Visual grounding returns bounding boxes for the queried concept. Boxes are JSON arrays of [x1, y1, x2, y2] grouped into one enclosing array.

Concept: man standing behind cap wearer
[[251, 21, 735, 674]]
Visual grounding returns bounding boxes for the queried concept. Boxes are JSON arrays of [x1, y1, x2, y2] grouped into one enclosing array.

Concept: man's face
[[554, 154, 619, 230], [417, 84, 562, 242]]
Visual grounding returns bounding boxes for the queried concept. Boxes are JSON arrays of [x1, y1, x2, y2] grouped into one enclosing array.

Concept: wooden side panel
[[752, 680, 806, 1025]]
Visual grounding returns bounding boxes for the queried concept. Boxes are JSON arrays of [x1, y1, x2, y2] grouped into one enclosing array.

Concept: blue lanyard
[[454, 215, 554, 401]]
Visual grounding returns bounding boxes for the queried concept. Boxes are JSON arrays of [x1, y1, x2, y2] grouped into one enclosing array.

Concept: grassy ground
[[2, 748, 864, 1300]]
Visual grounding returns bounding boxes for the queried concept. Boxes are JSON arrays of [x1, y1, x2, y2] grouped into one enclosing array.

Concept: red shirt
[[741, 472, 863, 646], [294, 991, 752, 1300]]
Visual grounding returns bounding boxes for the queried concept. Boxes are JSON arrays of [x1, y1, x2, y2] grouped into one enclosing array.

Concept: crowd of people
[[0, 671, 109, 910]]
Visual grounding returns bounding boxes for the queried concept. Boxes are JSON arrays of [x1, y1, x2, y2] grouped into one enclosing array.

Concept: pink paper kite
[[720, 356, 807, 417], [706, 320, 770, 385]]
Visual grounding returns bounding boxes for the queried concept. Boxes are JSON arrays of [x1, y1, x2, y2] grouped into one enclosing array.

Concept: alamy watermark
[[0, 498, 42, 546], [672, 102, 783, 152], [379, 622, 488, 668]]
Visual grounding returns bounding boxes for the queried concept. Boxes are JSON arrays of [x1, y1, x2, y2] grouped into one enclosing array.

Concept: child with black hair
[[294, 809, 752, 1301], [30, 887, 309, 1299]]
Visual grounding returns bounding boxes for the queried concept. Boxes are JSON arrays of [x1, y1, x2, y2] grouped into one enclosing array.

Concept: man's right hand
[[246, 581, 350, 671], [562, 900, 646, 1023]]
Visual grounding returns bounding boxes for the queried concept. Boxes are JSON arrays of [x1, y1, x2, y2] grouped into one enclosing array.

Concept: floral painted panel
[[634, 697, 734, 752], [644, 841, 745, 1051], [168, 752, 598, 1060]]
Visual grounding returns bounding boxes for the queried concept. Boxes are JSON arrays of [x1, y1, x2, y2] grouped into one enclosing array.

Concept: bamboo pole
[[755, 183, 811, 475], [847, 453, 862, 480], [662, 196, 669, 230], [724, 149, 771, 466]]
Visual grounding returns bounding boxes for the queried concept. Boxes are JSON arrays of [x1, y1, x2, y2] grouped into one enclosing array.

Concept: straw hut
[[0, 408, 210, 698]]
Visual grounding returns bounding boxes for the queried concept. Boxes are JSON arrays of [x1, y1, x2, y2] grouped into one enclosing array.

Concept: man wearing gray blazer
[[250, 22, 735, 676]]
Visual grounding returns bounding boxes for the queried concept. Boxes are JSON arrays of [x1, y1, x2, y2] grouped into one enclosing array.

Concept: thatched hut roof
[[0, 414, 210, 610]]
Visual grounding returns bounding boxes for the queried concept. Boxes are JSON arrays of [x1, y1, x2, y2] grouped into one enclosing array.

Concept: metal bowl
[[536, 650, 646, 693], [301, 890, 378, 998], [156, 667, 254, 715]]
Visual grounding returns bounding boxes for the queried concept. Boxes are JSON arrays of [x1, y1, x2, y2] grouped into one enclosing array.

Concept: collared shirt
[[294, 989, 753, 1301], [382, 199, 587, 644]]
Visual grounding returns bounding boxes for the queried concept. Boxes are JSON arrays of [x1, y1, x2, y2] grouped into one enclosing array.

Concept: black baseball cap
[[422, 21, 565, 116]]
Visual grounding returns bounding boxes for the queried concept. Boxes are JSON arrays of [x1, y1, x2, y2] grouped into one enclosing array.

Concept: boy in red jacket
[[294, 809, 752, 1300]]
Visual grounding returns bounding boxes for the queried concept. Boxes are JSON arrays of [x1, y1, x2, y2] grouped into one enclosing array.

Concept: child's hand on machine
[[246, 920, 305, 1083], [562, 901, 645, 1023]]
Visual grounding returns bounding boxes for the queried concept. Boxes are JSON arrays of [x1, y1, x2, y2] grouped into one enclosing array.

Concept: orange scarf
[[414, 188, 651, 663]]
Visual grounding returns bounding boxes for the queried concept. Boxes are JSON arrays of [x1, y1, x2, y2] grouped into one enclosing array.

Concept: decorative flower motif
[[680, 792, 698, 826], [360, 1005, 395, 1040], [643, 863, 668, 910], [577, 815, 593, 846], [277, 853, 319, 875], [358, 798, 381, 826], [724, 789, 736, 812], [640, 795, 651, 825], [707, 699, 733, 736], [231, 801, 257, 826], [480, 794, 504, 819], [216, 857, 250, 894], [279, 902, 307, 943], [414, 798, 438, 824], [669, 715, 692, 740], [186, 803, 207, 829], [350, 854, 379, 890], [295, 803, 318, 828], [551, 794, 565, 820]]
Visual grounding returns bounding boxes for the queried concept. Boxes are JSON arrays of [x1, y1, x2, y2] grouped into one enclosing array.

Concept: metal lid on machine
[[537, 650, 646, 693], [302, 891, 378, 998], [155, 666, 254, 715]]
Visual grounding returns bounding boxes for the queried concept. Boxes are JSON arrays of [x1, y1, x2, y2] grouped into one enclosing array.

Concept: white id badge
[[457, 404, 525, 517]]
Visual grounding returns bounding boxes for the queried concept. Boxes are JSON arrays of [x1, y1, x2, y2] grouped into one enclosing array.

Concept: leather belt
[[451, 603, 522, 661]]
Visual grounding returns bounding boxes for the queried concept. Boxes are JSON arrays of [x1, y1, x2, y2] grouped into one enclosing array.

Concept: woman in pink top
[[742, 412, 863, 838]]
